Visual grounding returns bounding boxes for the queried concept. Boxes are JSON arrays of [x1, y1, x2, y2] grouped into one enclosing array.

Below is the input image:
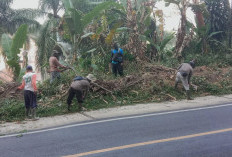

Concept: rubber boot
[[31, 108, 39, 120], [174, 82, 178, 89], [25, 108, 30, 119], [67, 104, 71, 111], [78, 103, 83, 111], [186, 90, 193, 100]]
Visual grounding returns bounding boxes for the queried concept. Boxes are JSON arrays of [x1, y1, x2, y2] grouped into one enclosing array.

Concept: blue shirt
[[111, 48, 123, 64]]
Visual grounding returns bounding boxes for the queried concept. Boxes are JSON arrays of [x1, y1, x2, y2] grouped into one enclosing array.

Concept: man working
[[49, 50, 67, 83], [17, 65, 38, 120], [67, 74, 96, 111], [175, 60, 195, 100]]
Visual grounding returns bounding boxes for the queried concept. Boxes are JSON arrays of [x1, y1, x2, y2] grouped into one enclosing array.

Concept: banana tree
[[61, 0, 123, 62], [165, 0, 191, 60], [195, 25, 224, 53], [1, 24, 28, 81], [140, 32, 175, 62], [122, 0, 157, 60]]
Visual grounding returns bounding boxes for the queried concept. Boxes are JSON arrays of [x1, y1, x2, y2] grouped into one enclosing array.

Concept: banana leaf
[[1, 34, 12, 60]]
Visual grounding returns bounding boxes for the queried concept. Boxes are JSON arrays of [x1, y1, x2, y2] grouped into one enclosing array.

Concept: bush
[[0, 99, 25, 121]]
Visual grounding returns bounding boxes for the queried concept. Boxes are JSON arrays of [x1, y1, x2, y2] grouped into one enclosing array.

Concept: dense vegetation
[[1, 0, 232, 121]]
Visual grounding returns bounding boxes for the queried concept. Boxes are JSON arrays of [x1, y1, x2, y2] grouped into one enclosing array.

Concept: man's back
[[178, 63, 193, 75], [23, 72, 36, 92], [49, 56, 62, 72], [71, 80, 90, 92]]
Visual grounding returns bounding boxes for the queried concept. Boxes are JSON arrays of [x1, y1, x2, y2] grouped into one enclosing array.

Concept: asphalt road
[[1, 103, 232, 157]]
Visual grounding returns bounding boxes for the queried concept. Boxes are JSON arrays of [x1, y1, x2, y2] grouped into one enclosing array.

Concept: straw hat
[[86, 74, 96, 82]]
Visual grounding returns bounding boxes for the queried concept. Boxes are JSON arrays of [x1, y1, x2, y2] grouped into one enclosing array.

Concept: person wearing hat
[[49, 50, 67, 83], [17, 65, 38, 120], [67, 74, 96, 111], [175, 60, 195, 100]]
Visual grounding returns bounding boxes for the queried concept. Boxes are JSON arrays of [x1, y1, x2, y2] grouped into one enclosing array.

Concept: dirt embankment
[[1, 65, 231, 101]]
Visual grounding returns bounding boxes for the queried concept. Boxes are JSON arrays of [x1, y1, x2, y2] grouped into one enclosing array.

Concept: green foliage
[[71, 0, 96, 14], [193, 24, 225, 53], [62, 0, 74, 14], [61, 19, 72, 42], [182, 38, 232, 67], [36, 19, 57, 77], [1, 34, 12, 59], [6, 60, 21, 80], [0, 99, 25, 121], [204, 0, 230, 41], [2, 62, 232, 122], [11, 24, 28, 59], [142, 32, 175, 62], [160, 51, 179, 68], [63, 0, 122, 36], [39, 0, 63, 17], [70, 8, 83, 34], [0, 1, 41, 35], [10, 24, 28, 80], [192, 76, 228, 95], [82, 1, 123, 28], [1, 24, 28, 80]]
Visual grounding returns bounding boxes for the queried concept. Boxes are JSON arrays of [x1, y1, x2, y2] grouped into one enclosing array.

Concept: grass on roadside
[[1, 76, 232, 122], [2, 62, 232, 122]]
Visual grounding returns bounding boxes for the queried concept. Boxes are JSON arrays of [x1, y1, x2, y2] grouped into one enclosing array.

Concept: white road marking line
[[1, 103, 232, 139]]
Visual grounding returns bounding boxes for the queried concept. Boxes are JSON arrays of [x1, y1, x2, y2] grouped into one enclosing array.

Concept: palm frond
[[39, 0, 63, 17], [6, 17, 41, 34], [14, 9, 45, 19], [1, 7, 42, 34], [36, 19, 56, 75], [0, 0, 13, 12]]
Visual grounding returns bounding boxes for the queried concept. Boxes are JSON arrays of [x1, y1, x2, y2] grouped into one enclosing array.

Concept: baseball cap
[[26, 65, 33, 71]]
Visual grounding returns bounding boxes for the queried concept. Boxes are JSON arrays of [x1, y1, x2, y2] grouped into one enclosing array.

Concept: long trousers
[[67, 88, 83, 105], [24, 90, 37, 109], [112, 63, 123, 77]]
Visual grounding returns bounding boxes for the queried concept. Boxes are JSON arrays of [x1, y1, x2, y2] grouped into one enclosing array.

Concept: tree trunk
[[174, 0, 188, 60], [193, 0, 207, 53], [228, 0, 232, 48], [126, 0, 146, 60], [193, 0, 205, 28]]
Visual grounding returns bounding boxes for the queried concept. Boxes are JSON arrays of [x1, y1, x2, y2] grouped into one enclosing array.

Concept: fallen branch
[[120, 78, 144, 91], [165, 94, 176, 101], [58, 91, 69, 100], [190, 83, 198, 91], [91, 82, 113, 94], [102, 99, 109, 104]]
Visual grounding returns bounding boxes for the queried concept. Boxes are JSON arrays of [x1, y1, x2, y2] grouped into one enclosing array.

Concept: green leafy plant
[[1, 24, 28, 81]]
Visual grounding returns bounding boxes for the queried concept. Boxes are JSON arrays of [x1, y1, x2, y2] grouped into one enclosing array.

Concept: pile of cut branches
[[90, 64, 177, 96], [0, 82, 22, 100]]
